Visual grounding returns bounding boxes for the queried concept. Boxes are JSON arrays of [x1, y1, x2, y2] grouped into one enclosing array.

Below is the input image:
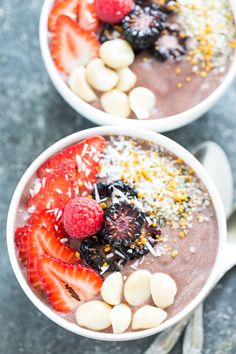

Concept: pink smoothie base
[[39, 0, 236, 132], [7, 126, 226, 341]]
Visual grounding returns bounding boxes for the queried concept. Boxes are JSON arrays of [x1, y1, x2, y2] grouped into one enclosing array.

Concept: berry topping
[[36, 255, 103, 313], [28, 225, 79, 289], [151, 25, 187, 61], [48, 0, 79, 32], [63, 197, 104, 239], [99, 23, 123, 44], [29, 209, 65, 235], [93, 180, 137, 202], [15, 226, 30, 266], [38, 136, 106, 187], [94, 0, 134, 24], [122, 4, 166, 51], [78, 0, 100, 31], [28, 172, 74, 214], [101, 201, 144, 246], [51, 15, 100, 75]]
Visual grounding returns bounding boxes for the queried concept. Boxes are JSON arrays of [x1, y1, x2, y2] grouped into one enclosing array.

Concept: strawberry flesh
[[51, 15, 100, 75], [36, 255, 103, 313], [78, 0, 100, 32], [28, 225, 79, 289], [48, 0, 79, 32]]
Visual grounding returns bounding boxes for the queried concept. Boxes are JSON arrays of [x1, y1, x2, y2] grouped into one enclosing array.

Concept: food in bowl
[[46, 0, 236, 120], [15, 134, 218, 333]]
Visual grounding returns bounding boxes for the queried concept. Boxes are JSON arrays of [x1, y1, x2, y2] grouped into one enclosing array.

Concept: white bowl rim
[[7, 126, 226, 341], [39, 0, 236, 132]]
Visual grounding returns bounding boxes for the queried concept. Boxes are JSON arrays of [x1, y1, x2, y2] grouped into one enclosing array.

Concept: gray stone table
[[0, 1, 236, 353]]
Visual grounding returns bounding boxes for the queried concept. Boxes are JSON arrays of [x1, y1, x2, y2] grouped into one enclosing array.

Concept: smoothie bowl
[[7, 126, 226, 340], [40, 0, 236, 131]]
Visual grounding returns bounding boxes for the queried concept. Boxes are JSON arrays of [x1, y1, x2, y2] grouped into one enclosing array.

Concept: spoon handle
[[143, 314, 192, 354], [182, 304, 204, 354]]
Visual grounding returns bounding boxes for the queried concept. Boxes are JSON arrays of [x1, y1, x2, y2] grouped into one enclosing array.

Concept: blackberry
[[99, 24, 124, 44], [151, 25, 187, 61], [101, 201, 144, 246], [80, 235, 126, 273], [122, 4, 167, 51], [92, 180, 137, 201]]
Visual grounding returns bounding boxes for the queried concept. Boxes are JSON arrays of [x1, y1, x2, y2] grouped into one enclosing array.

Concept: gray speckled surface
[[1, 1, 236, 353]]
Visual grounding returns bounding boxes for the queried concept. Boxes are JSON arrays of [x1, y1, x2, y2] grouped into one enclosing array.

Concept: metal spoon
[[144, 141, 234, 354]]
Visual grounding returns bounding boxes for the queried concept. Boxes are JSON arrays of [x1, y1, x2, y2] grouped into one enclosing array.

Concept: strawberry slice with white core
[[48, 0, 79, 32], [51, 15, 100, 75], [28, 225, 79, 289], [78, 0, 100, 32], [36, 255, 103, 313]]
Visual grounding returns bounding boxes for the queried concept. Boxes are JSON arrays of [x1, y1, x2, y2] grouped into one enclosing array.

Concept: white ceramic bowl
[[7, 126, 226, 341], [39, 0, 236, 132]]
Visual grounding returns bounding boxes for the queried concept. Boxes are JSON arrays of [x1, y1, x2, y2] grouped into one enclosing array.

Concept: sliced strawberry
[[29, 209, 65, 235], [38, 136, 106, 196], [48, 0, 79, 32], [51, 15, 100, 75], [27, 172, 74, 213], [36, 255, 103, 313], [28, 225, 79, 289], [15, 226, 30, 266], [78, 0, 100, 32]]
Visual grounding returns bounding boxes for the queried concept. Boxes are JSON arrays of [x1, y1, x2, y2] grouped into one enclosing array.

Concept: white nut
[[101, 89, 131, 118], [99, 39, 135, 69], [150, 273, 177, 309], [109, 304, 132, 334], [132, 305, 167, 330], [129, 87, 156, 119], [116, 67, 137, 92], [68, 66, 96, 103], [86, 58, 118, 92], [101, 272, 123, 305], [124, 270, 152, 306], [75, 301, 112, 331]]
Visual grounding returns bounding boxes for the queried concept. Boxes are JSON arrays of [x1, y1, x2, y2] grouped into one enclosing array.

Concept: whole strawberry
[[95, 0, 134, 24], [64, 197, 104, 239]]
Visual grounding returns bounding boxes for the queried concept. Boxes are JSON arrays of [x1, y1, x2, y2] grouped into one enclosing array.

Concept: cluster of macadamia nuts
[[69, 39, 156, 119], [75, 270, 177, 333]]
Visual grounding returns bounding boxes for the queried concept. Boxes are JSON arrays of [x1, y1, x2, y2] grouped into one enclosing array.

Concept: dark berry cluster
[[99, 1, 187, 62]]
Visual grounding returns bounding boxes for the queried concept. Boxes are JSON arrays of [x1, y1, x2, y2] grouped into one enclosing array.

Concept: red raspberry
[[63, 197, 104, 239], [94, 0, 134, 24]]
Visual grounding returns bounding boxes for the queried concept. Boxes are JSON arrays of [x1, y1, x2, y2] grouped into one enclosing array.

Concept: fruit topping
[[150, 272, 177, 308], [38, 135, 105, 186], [36, 255, 103, 313], [15, 226, 30, 266], [29, 209, 65, 235], [94, 0, 134, 24], [28, 172, 74, 214], [122, 4, 166, 51], [63, 197, 104, 239], [78, 0, 100, 32], [28, 225, 79, 289], [51, 15, 99, 75], [101, 272, 123, 305], [132, 305, 167, 330], [151, 25, 187, 61], [109, 304, 132, 334], [99, 39, 135, 69], [101, 201, 144, 246], [124, 270, 152, 306], [76, 300, 112, 330], [99, 24, 123, 44], [129, 86, 156, 119], [48, 0, 79, 32], [93, 180, 138, 202]]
